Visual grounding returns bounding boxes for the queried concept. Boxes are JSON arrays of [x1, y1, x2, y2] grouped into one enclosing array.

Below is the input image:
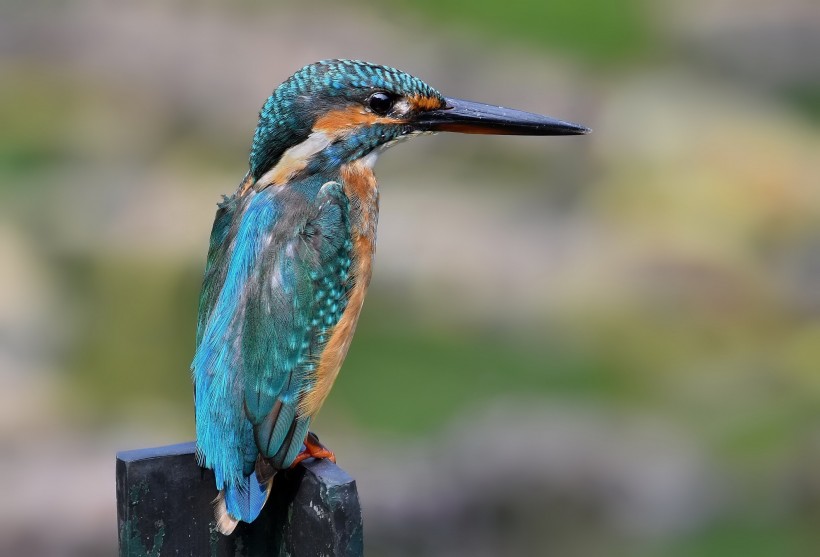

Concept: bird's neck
[[340, 158, 379, 245], [250, 131, 335, 190], [237, 150, 379, 249], [241, 126, 381, 250], [249, 127, 387, 190]]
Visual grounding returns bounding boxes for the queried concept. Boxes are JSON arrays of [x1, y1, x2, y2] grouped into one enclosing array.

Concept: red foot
[[290, 431, 336, 468]]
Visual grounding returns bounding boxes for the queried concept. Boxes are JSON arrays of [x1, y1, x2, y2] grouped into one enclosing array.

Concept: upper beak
[[413, 97, 590, 136]]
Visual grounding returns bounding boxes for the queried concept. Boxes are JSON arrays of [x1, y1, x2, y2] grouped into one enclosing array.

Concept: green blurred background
[[2, 0, 819, 555]]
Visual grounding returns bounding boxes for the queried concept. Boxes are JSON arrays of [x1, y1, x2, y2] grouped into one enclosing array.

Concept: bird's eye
[[367, 92, 393, 115]]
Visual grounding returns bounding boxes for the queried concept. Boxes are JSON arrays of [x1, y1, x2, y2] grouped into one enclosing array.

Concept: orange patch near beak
[[409, 94, 446, 112], [312, 106, 399, 134]]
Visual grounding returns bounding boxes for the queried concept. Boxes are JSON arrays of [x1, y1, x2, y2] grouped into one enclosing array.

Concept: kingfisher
[[192, 59, 588, 534]]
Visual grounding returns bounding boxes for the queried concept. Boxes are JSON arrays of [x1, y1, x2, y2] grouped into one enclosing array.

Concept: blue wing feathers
[[195, 194, 239, 347], [270, 416, 310, 469], [193, 178, 353, 524], [223, 470, 269, 524], [193, 191, 280, 490]]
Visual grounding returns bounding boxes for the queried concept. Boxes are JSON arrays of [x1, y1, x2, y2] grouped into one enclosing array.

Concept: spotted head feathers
[[250, 60, 446, 180]]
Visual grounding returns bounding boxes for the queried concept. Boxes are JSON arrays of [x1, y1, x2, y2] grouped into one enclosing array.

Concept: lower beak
[[413, 97, 590, 136]]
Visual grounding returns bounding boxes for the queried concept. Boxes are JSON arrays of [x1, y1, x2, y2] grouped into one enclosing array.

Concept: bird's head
[[249, 59, 588, 187]]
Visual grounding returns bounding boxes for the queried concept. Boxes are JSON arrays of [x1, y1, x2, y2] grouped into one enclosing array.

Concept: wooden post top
[[116, 442, 363, 557]]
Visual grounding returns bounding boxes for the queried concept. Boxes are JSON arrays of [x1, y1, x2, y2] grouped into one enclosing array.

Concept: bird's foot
[[290, 431, 336, 468]]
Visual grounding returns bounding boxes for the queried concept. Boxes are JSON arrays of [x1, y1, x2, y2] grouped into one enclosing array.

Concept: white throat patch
[[256, 131, 333, 188]]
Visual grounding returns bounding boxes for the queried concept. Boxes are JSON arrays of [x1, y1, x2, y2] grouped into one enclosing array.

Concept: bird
[[191, 59, 588, 534]]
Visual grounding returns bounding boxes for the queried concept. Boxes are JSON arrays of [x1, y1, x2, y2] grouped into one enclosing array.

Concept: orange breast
[[299, 161, 379, 417]]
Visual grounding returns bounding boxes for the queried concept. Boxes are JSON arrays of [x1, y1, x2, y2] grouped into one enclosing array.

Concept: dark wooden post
[[116, 442, 363, 557]]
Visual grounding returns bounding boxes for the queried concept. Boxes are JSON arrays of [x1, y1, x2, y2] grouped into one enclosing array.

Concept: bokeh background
[[2, 0, 819, 555]]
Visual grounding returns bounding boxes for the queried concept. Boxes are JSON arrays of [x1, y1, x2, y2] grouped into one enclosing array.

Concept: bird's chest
[[299, 161, 379, 417], [340, 160, 379, 282]]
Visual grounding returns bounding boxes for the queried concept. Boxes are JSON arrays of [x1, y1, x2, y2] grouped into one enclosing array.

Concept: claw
[[290, 431, 336, 468]]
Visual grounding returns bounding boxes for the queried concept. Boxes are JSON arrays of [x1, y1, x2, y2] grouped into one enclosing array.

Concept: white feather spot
[[361, 151, 379, 168], [257, 131, 334, 186]]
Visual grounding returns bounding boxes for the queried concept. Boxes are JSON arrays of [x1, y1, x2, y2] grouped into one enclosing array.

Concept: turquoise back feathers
[[193, 172, 358, 532]]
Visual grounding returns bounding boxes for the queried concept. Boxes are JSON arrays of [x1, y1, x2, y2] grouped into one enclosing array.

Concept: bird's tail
[[214, 470, 273, 535]]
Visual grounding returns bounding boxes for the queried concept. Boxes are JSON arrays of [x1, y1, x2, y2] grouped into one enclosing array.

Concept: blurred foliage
[[1, 0, 819, 554], [784, 85, 820, 124], [63, 257, 199, 419], [366, 0, 653, 65], [330, 294, 638, 434], [0, 76, 72, 176]]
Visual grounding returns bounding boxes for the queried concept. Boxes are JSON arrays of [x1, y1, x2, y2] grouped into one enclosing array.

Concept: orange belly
[[299, 160, 378, 417]]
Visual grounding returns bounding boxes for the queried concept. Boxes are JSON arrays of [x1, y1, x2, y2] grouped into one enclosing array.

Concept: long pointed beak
[[413, 97, 590, 136]]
